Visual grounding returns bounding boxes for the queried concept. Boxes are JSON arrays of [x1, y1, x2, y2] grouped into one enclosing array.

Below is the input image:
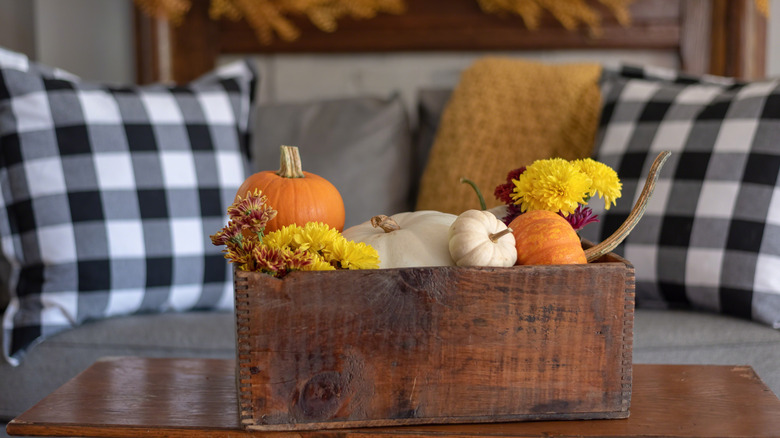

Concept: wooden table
[[7, 357, 780, 437]]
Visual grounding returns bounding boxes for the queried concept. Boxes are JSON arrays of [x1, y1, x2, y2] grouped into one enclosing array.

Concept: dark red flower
[[561, 205, 599, 231], [494, 166, 526, 204], [501, 204, 524, 225]]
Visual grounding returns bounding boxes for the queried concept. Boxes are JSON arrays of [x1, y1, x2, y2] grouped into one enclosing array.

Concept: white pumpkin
[[448, 209, 517, 267], [342, 211, 457, 268]]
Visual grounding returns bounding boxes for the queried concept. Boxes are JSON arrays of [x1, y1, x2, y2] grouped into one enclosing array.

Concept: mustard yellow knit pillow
[[416, 57, 603, 214]]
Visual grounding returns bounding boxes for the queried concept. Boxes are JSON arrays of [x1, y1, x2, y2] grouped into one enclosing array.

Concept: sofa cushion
[[252, 94, 413, 227], [0, 47, 256, 364], [632, 308, 780, 398], [581, 65, 780, 328], [413, 88, 453, 205]]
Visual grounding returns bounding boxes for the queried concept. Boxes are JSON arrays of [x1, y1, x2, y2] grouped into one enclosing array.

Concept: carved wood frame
[[134, 0, 766, 84]]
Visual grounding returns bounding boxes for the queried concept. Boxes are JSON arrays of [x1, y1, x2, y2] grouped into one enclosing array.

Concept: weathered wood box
[[233, 252, 634, 431]]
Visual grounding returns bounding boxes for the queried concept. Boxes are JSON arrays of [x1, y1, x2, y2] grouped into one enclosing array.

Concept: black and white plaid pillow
[[582, 65, 780, 328], [0, 47, 257, 363]]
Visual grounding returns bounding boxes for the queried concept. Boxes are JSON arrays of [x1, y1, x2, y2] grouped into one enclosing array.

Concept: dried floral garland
[[135, 0, 191, 24], [136, 0, 406, 44], [136, 0, 769, 45], [477, 0, 632, 35], [134, 0, 631, 44]]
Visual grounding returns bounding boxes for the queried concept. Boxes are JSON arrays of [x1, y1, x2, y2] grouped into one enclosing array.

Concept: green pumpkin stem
[[277, 145, 305, 178], [460, 177, 487, 210]]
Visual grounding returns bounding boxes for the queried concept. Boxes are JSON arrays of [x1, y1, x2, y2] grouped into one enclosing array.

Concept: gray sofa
[[2, 57, 780, 428]]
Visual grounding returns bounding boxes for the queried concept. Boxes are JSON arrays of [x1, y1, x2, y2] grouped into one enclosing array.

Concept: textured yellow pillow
[[415, 57, 603, 214]]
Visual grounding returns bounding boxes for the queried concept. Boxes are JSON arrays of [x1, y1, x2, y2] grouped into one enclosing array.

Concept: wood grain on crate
[[234, 254, 635, 431]]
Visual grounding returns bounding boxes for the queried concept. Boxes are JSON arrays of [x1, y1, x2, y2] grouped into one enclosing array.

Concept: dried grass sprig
[[136, 0, 768, 44], [476, 0, 631, 36]]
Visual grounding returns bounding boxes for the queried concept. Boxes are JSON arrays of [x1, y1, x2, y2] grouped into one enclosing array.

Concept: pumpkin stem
[[277, 145, 305, 178], [585, 151, 671, 262], [489, 227, 513, 243], [460, 177, 487, 210], [370, 215, 401, 233]]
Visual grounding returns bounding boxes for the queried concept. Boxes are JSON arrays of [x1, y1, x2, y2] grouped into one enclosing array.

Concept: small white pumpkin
[[448, 209, 517, 267], [342, 210, 457, 269]]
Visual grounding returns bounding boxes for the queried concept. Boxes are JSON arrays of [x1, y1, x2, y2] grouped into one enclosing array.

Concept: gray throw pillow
[[252, 94, 413, 227]]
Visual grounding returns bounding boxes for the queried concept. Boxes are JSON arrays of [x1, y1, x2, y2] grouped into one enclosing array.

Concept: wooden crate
[[233, 252, 634, 431]]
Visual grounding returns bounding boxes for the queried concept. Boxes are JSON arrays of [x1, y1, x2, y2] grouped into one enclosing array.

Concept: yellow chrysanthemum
[[300, 254, 337, 272], [262, 224, 301, 250], [573, 158, 622, 209], [294, 222, 342, 254], [511, 158, 592, 215], [328, 238, 380, 270]]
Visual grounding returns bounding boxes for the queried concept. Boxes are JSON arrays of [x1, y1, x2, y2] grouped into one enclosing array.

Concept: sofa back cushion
[[252, 94, 413, 227], [413, 88, 453, 205]]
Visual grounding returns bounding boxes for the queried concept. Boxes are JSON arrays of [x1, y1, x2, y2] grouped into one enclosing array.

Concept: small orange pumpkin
[[236, 145, 345, 232], [508, 210, 586, 265]]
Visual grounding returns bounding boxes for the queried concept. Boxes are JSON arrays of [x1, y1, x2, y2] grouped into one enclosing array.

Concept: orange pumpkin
[[236, 145, 345, 232], [508, 210, 586, 265]]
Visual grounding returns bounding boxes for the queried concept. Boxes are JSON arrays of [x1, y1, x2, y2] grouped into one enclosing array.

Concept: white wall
[[0, 0, 133, 83], [33, 0, 134, 83], [0, 0, 35, 58], [0, 0, 778, 84]]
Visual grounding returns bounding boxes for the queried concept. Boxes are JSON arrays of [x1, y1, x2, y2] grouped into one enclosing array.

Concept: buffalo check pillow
[[582, 65, 780, 328], [0, 47, 257, 364]]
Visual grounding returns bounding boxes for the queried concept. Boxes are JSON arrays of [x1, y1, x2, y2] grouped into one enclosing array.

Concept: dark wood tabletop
[[7, 357, 780, 437]]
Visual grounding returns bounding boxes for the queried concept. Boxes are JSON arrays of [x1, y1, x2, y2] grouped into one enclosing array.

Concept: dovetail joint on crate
[[233, 270, 257, 427]]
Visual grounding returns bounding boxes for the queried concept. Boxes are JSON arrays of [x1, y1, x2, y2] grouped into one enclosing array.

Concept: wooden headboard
[[134, 0, 767, 85]]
